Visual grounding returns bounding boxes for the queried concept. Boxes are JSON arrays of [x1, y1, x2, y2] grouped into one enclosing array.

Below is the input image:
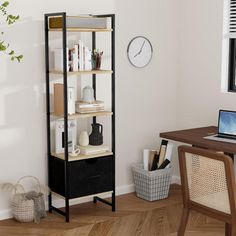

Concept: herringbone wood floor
[[0, 185, 225, 236]]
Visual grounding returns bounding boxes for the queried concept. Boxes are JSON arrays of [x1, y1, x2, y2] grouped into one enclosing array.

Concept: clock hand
[[133, 51, 141, 58], [140, 40, 145, 52], [133, 40, 146, 58]]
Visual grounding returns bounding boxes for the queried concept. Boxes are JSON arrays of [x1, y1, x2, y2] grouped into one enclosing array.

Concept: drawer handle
[[87, 175, 101, 180]]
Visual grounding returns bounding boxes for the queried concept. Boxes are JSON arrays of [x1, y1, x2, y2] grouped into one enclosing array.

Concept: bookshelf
[[44, 12, 115, 222]]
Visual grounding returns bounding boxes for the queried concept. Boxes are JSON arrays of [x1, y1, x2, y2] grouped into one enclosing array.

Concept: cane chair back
[[178, 145, 236, 236]]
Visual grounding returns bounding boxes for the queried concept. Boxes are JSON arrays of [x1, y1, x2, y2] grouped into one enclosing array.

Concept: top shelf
[[48, 15, 113, 33], [49, 28, 112, 32]]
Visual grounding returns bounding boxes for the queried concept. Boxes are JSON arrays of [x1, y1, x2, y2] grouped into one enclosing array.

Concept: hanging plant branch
[[0, 1, 23, 62]]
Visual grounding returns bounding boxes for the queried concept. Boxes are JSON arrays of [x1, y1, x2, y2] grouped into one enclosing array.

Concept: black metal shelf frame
[[44, 12, 115, 222]]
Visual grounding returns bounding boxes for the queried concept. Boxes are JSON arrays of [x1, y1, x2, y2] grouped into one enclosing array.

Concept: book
[[84, 47, 92, 70], [73, 44, 79, 71], [75, 100, 105, 113], [157, 140, 168, 168], [164, 142, 173, 168], [78, 145, 109, 155], [68, 87, 75, 115], [54, 84, 75, 116], [76, 100, 104, 107], [79, 40, 84, 70], [158, 159, 170, 169], [54, 41, 93, 72], [148, 150, 157, 171], [151, 154, 160, 171]]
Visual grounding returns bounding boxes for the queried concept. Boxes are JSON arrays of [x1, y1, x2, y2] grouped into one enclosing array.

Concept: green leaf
[[8, 50, 14, 55], [0, 44, 7, 51], [16, 55, 23, 62], [1, 1, 9, 7]]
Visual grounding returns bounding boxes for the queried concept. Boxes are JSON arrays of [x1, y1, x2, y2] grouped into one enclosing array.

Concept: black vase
[[89, 123, 103, 145]]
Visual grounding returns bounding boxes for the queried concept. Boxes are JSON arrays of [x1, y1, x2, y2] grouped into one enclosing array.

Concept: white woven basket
[[11, 176, 41, 223], [132, 163, 172, 201]]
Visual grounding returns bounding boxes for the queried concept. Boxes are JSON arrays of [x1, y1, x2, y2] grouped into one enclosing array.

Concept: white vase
[[82, 86, 95, 103], [79, 131, 89, 146]]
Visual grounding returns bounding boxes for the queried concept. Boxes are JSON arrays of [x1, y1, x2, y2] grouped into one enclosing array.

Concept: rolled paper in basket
[[143, 149, 150, 171]]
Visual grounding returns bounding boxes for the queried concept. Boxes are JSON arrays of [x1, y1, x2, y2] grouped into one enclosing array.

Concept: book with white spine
[[73, 44, 79, 71], [78, 40, 84, 70]]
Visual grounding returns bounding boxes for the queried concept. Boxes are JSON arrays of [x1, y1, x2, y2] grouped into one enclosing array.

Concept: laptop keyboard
[[216, 134, 236, 140]]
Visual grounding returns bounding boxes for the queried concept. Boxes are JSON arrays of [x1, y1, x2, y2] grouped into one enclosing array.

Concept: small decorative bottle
[[79, 131, 89, 146]]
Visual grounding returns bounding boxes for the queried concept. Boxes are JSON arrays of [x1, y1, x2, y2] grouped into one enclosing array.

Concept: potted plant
[[0, 0, 22, 61]]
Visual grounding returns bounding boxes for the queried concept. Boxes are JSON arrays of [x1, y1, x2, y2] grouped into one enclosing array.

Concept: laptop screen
[[218, 110, 236, 136]]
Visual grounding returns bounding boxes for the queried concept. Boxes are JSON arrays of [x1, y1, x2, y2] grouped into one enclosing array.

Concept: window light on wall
[[222, 0, 236, 92]]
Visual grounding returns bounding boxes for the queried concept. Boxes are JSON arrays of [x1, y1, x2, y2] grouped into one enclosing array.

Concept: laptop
[[204, 110, 236, 144]]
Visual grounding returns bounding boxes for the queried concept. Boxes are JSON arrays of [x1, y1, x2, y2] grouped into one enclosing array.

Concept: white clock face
[[127, 36, 153, 68]]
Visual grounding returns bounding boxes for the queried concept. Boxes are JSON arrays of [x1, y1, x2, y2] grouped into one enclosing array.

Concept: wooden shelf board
[[51, 151, 113, 162], [51, 111, 113, 119], [49, 28, 112, 32], [51, 190, 113, 200], [49, 69, 113, 75]]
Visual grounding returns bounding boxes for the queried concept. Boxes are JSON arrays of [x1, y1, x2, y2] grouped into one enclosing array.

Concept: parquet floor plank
[[0, 185, 226, 236]]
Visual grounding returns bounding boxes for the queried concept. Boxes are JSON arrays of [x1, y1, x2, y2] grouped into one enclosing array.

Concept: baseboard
[[0, 179, 179, 221], [0, 209, 12, 220], [116, 183, 135, 195], [0, 184, 135, 220], [52, 183, 135, 208], [171, 175, 181, 185]]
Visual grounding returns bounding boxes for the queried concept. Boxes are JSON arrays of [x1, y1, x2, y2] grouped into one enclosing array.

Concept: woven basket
[[132, 163, 172, 201], [11, 176, 41, 223]]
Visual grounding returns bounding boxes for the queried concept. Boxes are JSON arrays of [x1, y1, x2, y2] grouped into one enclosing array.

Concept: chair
[[177, 145, 236, 236]]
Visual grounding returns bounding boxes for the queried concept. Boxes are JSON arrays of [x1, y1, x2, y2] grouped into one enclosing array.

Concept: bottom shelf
[[51, 151, 113, 161], [51, 190, 113, 200]]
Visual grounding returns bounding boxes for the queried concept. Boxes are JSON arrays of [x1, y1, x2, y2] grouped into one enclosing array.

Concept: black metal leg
[[65, 198, 69, 222], [93, 196, 113, 207], [112, 191, 116, 211], [48, 193, 52, 213], [93, 191, 116, 211], [93, 196, 97, 203]]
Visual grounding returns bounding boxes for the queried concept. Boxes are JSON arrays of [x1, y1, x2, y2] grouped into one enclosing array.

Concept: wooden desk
[[160, 126, 236, 155]]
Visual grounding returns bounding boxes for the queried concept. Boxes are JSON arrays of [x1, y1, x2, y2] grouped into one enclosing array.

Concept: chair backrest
[[178, 145, 236, 219]]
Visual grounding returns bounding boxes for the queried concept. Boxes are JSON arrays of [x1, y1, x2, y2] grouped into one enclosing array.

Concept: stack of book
[[54, 40, 92, 72], [79, 145, 109, 155], [75, 100, 104, 113]]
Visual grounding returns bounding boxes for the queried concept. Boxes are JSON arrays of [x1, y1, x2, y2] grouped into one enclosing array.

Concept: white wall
[[171, 0, 236, 178], [177, 0, 236, 129], [0, 0, 179, 218], [115, 0, 179, 186]]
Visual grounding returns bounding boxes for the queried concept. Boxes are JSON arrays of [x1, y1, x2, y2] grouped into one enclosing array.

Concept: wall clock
[[127, 36, 153, 68]]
